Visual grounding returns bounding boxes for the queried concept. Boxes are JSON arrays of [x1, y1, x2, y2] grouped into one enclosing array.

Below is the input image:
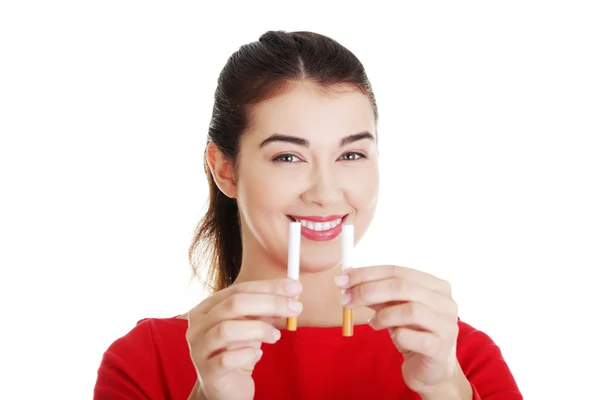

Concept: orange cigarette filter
[[285, 317, 298, 331], [286, 296, 299, 331], [286, 316, 297, 331], [342, 307, 353, 336]]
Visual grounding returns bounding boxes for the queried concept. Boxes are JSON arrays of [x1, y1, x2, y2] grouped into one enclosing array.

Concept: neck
[[233, 241, 373, 329]]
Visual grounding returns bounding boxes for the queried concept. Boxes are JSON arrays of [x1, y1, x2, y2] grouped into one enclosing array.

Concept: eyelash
[[272, 152, 368, 163]]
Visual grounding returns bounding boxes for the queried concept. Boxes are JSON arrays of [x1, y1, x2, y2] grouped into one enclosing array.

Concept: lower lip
[[299, 222, 344, 241]]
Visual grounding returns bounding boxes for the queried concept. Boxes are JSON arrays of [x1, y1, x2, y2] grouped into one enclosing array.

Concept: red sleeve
[[93, 320, 161, 400], [457, 322, 523, 400]]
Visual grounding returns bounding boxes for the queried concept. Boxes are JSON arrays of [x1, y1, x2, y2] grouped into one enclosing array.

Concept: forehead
[[246, 83, 376, 142]]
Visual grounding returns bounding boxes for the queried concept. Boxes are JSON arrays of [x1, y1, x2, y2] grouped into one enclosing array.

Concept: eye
[[273, 154, 301, 163], [339, 151, 367, 161]]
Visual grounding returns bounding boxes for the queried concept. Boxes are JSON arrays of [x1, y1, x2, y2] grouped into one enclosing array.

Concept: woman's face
[[235, 83, 379, 273]]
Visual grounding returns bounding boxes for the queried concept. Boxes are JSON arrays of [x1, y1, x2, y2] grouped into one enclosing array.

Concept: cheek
[[236, 166, 288, 218], [346, 165, 379, 211]]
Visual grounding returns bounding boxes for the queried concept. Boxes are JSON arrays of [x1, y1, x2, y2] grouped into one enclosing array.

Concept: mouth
[[287, 214, 349, 232]]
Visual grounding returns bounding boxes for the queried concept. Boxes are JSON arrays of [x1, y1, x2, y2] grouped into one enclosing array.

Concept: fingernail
[[272, 328, 281, 340], [367, 316, 375, 327], [340, 292, 351, 305], [335, 274, 349, 287], [286, 281, 302, 295], [255, 348, 263, 359], [288, 298, 303, 312]]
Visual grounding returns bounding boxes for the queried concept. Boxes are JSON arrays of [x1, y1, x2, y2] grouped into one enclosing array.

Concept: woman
[[94, 30, 522, 400]]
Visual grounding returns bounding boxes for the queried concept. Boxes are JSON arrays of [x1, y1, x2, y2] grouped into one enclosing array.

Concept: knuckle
[[448, 299, 459, 315], [217, 321, 234, 341], [185, 324, 201, 345], [387, 265, 398, 279], [228, 293, 245, 313], [280, 277, 292, 288], [448, 321, 459, 339], [391, 277, 407, 294], [350, 272, 363, 286], [279, 296, 292, 313], [354, 282, 369, 301], [376, 309, 392, 326], [276, 280, 289, 295], [392, 327, 404, 343], [441, 279, 452, 294], [231, 283, 245, 294], [217, 352, 231, 369], [262, 322, 275, 338], [405, 302, 420, 320], [393, 265, 407, 279]]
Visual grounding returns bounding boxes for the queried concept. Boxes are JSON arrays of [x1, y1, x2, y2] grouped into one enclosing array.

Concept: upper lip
[[289, 215, 347, 222]]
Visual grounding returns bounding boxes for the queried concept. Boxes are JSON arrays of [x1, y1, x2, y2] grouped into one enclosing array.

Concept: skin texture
[[186, 83, 472, 400]]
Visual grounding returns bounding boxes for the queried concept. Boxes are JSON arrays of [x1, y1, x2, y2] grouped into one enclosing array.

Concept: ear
[[206, 142, 237, 198]]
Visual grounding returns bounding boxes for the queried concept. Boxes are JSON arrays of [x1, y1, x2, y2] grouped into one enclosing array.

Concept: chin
[[299, 248, 342, 274]]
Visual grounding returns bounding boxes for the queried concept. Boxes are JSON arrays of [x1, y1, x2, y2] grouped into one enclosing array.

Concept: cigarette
[[286, 221, 301, 331], [342, 224, 354, 337]]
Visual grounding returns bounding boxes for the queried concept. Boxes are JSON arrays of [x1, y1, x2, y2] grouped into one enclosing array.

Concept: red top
[[94, 317, 522, 399]]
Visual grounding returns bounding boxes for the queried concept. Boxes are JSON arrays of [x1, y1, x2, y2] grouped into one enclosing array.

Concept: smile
[[296, 218, 342, 231], [287, 214, 349, 241]]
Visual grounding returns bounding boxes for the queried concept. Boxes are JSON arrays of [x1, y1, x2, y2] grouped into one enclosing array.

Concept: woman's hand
[[335, 265, 471, 399], [186, 279, 303, 400]]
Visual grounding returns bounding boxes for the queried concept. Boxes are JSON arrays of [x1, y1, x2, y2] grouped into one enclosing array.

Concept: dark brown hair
[[188, 30, 378, 292]]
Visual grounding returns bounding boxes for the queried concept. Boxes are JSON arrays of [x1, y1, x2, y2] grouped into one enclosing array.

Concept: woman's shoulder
[[106, 316, 188, 351], [455, 317, 521, 395], [94, 316, 195, 399], [99, 316, 191, 372], [456, 318, 500, 348]]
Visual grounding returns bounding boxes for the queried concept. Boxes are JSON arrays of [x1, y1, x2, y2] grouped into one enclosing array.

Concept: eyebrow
[[258, 131, 375, 148]]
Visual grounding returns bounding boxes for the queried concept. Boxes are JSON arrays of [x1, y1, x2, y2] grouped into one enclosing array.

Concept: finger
[[186, 304, 291, 346], [336, 265, 451, 294], [247, 316, 278, 325], [205, 346, 263, 375], [202, 292, 302, 333], [389, 327, 449, 361], [194, 279, 302, 314], [343, 278, 457, 316], [208, 341, 263, 361], [226, 341, 262, 351], [201, 320, 280, 359], [368, 300, 396, 313], [188, 279, 302, 322], [369, 302, 446, 333]]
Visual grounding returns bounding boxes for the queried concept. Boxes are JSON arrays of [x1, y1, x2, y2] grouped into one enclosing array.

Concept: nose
[[300, 163, 343, 207]]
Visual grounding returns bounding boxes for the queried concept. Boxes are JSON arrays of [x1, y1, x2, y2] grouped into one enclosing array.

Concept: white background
[[1, 1, 599, 399]]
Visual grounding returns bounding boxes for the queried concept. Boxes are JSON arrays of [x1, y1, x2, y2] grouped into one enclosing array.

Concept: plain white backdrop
[[1, 1, 599, 399]]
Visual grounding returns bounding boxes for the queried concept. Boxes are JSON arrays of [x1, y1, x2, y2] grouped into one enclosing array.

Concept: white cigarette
[[286, 222, 301, 331], [342, 224, 354, 271], [287, 222, 301, 280]]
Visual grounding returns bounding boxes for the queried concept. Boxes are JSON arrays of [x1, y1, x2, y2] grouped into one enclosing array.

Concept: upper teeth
[[296, 218, 343, 231]]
